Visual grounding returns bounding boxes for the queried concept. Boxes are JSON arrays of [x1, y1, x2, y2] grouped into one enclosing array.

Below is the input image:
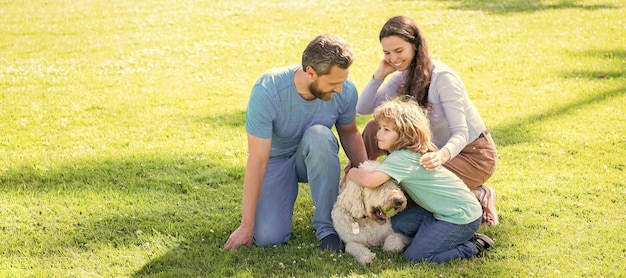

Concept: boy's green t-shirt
[[376, 150, 482, 224]]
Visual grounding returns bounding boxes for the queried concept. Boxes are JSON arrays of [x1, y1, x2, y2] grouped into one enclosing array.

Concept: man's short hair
[[302, 34, 354, 75]]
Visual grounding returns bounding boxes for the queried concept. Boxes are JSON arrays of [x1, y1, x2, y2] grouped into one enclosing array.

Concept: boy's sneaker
[[471, 233, 494, 256], [320, 233, 344, 253]]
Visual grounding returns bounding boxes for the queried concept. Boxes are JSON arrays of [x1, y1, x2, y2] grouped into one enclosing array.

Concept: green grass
[[1, 0, 625, 277]]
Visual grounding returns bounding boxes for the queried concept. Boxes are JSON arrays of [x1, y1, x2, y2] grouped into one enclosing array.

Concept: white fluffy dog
[[331, 160, 412, 265]]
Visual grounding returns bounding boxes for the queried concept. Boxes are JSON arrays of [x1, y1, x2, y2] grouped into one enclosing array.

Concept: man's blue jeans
[[392, 204, 482, 263], [253, 125, 341, 246]]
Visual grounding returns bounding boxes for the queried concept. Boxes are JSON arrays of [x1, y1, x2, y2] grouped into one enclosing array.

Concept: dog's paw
[[383, 233, 411, 252], [346, 242, 377, 265], [356, 251, 376, 265]]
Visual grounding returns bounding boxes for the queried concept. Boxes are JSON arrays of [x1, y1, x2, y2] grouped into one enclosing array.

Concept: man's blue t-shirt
[[246, 65, 358, 159]]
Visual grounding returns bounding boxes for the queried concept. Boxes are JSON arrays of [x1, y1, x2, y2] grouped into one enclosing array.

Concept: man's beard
[[308, 82, 334, 101]]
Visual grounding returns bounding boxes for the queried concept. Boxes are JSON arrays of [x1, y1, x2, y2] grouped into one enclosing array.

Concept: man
[[224, 34, 367, 252]]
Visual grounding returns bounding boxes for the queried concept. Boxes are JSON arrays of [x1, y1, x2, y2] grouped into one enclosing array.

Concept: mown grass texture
[[1, 0, 625, 277]]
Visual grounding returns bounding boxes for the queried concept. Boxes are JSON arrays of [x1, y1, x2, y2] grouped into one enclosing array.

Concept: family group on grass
[[224, 15, 499, 263]]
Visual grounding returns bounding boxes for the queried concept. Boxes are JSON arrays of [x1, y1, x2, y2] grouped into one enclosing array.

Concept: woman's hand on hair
[[373, 58, 397, 80]]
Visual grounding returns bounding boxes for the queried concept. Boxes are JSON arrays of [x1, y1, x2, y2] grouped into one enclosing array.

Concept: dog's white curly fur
[[332, 160, 412, 265]]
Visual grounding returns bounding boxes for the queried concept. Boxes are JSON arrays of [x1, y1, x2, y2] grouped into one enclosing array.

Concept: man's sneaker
[[470, 233, 494, 256], [320, 233, 344, 252]]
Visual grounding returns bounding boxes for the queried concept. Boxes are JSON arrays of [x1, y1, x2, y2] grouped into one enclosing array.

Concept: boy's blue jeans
[[253, 125, 341, 246], [392, 204, 482, 263]]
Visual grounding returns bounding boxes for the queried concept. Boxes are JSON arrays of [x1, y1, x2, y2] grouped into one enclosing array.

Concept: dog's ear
[[337, 180, 368, 219]]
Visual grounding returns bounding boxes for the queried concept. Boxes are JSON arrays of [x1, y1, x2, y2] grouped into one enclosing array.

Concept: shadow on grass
[[132, 223, 322, 277], [489, 48, 626, 146], [491, 85, 625, 146], [0, 153, 247, 275], [131, 221, 415, 277], [562, 49, 626, 80], [0, 153, 243, 194], [433, 0, 620, 14]]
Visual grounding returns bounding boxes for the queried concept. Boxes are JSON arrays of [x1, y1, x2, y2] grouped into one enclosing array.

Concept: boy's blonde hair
[[373, 97, 438, 154]]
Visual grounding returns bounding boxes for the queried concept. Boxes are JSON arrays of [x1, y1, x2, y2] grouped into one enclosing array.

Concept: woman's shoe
[[479, 186, 499, 227]]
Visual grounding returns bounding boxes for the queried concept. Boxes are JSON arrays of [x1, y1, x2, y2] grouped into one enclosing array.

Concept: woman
[[356, 15, 499, 226]]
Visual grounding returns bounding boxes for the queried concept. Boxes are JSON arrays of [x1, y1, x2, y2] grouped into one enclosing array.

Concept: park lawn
[[1, 0, 625, 277]]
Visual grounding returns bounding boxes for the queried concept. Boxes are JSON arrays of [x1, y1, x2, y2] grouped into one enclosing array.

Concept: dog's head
[[362, 180, 407, 223], [337, 160, 407, 223]]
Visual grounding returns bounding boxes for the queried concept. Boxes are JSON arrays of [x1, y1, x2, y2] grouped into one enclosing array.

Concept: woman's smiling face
[[380, 35, 416, 71]]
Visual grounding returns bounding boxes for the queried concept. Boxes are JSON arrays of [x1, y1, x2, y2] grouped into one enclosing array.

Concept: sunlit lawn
[[1, 0, 625, 277]]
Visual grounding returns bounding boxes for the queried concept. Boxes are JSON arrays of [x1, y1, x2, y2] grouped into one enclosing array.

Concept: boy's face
[[376, 120, 399, 151]]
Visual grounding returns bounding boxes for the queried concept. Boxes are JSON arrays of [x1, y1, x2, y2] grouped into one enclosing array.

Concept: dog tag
[[351, 222, 360, 234]]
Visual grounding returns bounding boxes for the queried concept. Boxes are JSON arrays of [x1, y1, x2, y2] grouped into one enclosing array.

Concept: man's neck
[[294, 67, 315, 100]]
